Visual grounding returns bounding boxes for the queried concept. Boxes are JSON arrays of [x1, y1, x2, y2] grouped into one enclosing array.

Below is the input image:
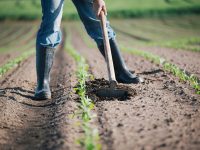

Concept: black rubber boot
[[34, 45, 55, 100], [97, 39, 144, 84]]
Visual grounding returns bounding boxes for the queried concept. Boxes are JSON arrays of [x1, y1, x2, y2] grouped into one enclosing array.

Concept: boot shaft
[[36, 46, 55, 91], [97, 39, 128, 74]]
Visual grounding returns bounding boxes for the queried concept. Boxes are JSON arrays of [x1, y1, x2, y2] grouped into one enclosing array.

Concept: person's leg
[[72, 0, 143, 83], [35, 0, 64, 100]]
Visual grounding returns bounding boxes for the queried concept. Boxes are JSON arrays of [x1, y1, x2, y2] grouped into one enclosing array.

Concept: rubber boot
[[97, 39, 144, 84], [34, 46, 55, 100]]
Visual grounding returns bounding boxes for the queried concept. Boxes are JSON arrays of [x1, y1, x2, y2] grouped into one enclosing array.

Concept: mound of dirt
[[86, 78, 136, 101]]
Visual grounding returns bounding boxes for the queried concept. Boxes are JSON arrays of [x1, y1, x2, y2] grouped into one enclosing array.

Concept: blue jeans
[[37, 0, 116, 48]]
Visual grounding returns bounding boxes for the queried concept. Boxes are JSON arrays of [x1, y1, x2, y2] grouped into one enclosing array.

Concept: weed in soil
[[86, 78, 136, 102]]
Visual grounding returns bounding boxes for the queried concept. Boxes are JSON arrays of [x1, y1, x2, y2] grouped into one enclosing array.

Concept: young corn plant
[[65, 30, 101, 150], [122, 46, 200, 94]]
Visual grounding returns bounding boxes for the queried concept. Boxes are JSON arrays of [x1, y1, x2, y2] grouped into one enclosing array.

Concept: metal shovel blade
[[96, 88, 128, 98]]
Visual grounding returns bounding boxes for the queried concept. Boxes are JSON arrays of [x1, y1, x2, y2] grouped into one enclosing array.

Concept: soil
[[0, 27, 31, 47], [0, 42, 35, 68], [86, 78, 136, 101], [0, 22, 200, 150], [71, 29, 200, 150], [140, 46, 200, 79], [0, 39, 81, 150], [0, 51, 26, 67], [0, 25, 36, 67], [0, 27, 20, 42], [117, 30, 200, 79]]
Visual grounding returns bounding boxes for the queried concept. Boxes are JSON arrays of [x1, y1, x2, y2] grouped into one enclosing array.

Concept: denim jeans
[[37, 0, 116, 48]]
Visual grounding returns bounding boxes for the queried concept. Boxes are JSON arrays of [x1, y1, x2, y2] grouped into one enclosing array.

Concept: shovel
[[95, 11, 128, 98]]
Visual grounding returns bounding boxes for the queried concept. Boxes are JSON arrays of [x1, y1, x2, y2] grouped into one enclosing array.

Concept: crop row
[[156, 37, 200, 52], [0, 26, 30, 46], [0, 25, 36, 76], [0, 25, 101, 149], [0, 27, 36, 53], [0, 25, 19, 40], [65, 30, 101, 150], [0, 49, 34, 77], [122, 46, 200, 94], [5, 26, 36, 48]]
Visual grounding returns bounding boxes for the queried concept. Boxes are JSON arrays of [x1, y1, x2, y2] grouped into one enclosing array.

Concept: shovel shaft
[[100, 11, 117, 87]]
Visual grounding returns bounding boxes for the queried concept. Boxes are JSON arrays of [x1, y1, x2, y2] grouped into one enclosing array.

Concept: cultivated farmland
[[0, 0, 200, 150]]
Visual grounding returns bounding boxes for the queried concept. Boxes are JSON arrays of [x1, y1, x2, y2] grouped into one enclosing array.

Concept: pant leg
[[72, 0, 116, 45], [37, 0, 64, 48]]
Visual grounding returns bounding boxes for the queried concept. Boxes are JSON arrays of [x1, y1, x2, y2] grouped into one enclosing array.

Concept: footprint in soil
[[85, 78, 136, 102], [0, 87, 57, 107], [0, 87, 34, 98]]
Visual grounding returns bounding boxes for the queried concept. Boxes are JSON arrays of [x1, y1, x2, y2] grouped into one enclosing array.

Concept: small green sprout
[[65, 30, 101, 150]]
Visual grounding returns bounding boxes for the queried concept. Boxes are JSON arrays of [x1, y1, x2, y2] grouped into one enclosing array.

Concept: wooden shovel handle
[[100, 11, 117, 88]]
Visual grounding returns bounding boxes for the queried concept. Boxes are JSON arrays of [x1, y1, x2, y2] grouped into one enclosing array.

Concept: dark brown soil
[[86, 78, 136, 101], [0, 41, 81, 149], [71, 29, 200, 150]]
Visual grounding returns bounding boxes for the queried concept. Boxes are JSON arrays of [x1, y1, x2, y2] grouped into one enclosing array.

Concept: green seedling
[[65, 30, 101, 150], [122, 46, 200, 94], [0, 50, 34, 77]]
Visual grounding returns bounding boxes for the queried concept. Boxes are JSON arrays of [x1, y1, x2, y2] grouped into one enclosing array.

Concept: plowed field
[[0, 16, 200, 150]]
